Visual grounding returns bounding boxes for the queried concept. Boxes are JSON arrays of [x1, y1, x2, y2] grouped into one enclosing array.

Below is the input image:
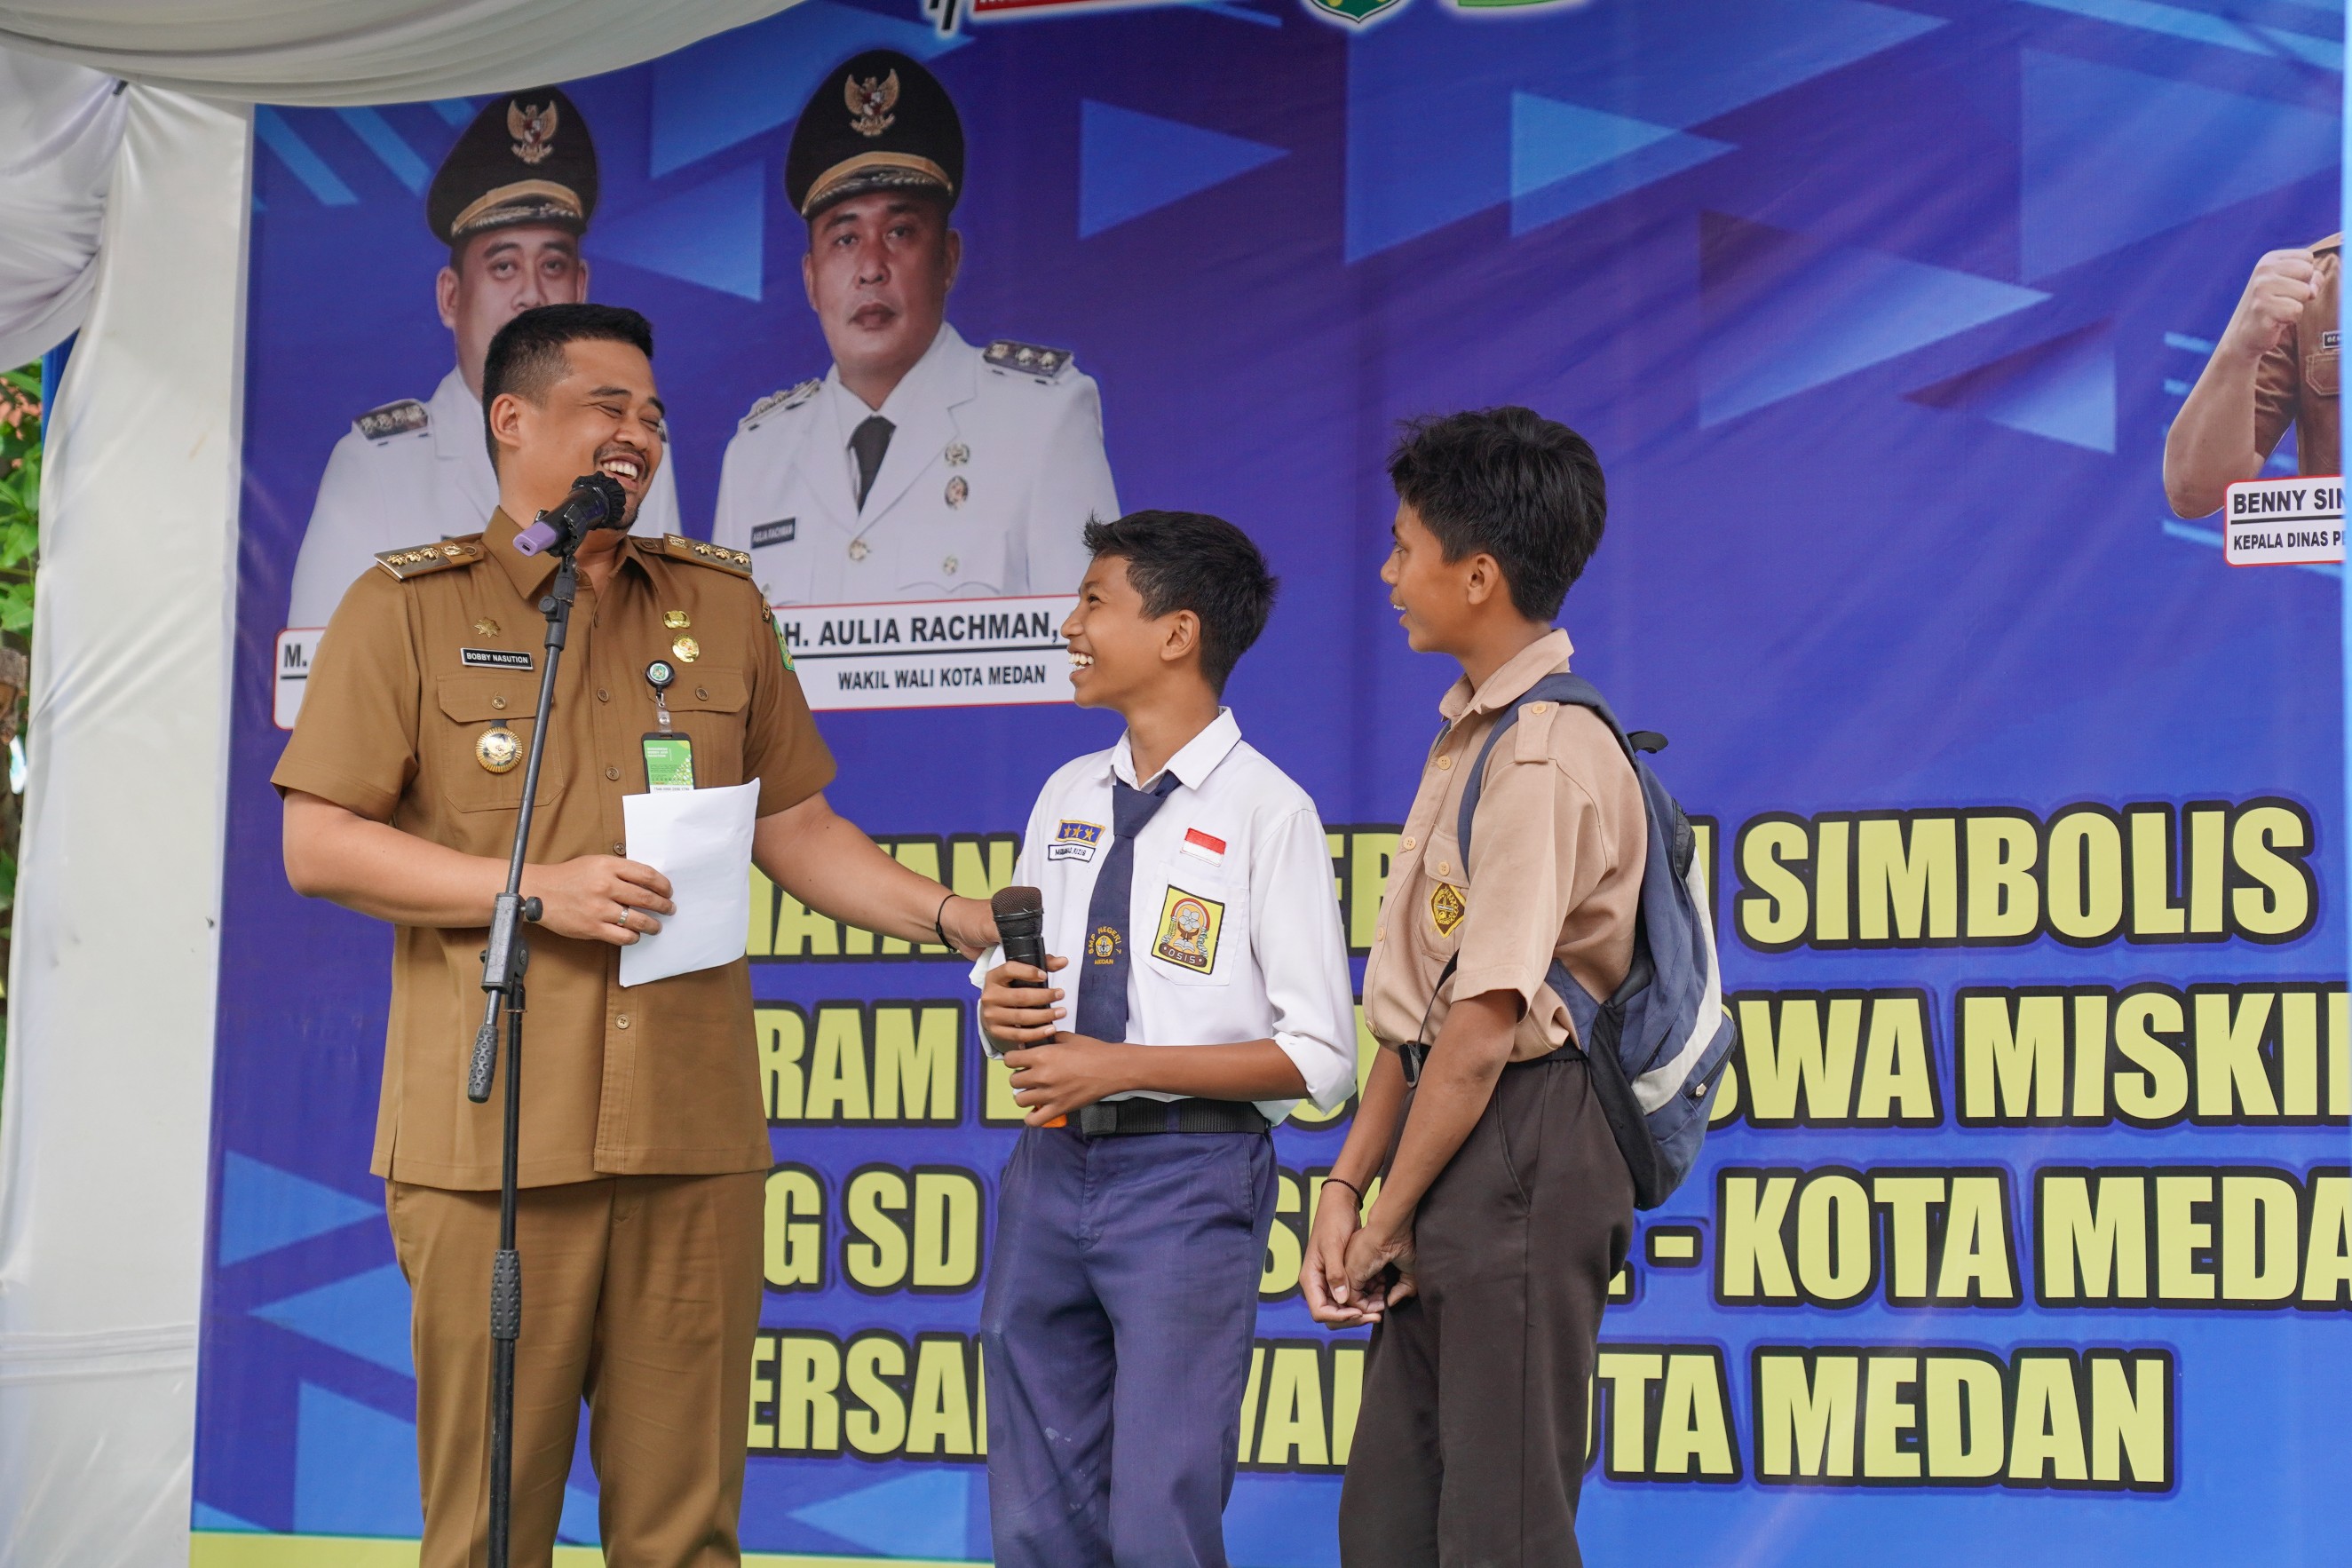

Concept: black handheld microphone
[[992, 885, 1048, 978], [513, 472, 629, 558], [989, 886, 1065, 1127]]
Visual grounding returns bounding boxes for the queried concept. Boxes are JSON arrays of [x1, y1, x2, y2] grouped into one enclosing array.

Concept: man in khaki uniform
[[2166, 235, 2340, 518], [1300, 408, 1643, 1566], [276, 303, 997, 1565]]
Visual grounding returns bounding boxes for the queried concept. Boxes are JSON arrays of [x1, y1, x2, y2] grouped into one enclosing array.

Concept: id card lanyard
[[641, 659, 695, 791]]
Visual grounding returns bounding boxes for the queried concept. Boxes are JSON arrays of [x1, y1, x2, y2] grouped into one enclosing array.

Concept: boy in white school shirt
[[973, 511, 1357, 1568]]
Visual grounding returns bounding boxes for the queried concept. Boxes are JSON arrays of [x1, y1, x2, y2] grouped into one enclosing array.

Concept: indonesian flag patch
[[1181, 828, 1226, 866]]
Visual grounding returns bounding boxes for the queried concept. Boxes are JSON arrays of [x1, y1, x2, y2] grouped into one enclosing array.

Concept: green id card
[[642, 732, 695, 792]]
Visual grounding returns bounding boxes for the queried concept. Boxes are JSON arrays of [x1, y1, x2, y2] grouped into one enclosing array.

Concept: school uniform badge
[[1153, 886, 1224, 973], [1429, 882, 1467, 937], [1049, 820, 1105, 862]]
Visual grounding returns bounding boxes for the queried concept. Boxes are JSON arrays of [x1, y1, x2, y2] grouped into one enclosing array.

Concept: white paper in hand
[[619, 781, 760, 988]]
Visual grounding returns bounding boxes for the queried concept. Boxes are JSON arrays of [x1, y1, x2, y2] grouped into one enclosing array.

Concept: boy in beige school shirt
[[1303, 407, 1645, 1568]]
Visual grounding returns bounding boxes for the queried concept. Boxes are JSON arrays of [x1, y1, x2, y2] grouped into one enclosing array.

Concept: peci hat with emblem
[[426, 86, 600, 249], [785, 51, 964, 221]]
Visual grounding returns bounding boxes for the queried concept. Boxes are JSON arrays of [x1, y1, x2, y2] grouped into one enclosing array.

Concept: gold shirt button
[[1435, 755, 1453, 770], [605, 765, 620, 780], [490, 695, 507, 711], [597, 688, 610, 702], [1437, 861, 1452, 876], [615, 1015, 630, 1030], [612, 843, 624, 855], [694, 686, 709, 701], [1375, 925, 1384, 942], [1400, 835, 1416, 852]]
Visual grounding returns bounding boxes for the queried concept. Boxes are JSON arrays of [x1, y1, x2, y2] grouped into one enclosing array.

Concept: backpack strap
[[1452, 672, 1632, 860]]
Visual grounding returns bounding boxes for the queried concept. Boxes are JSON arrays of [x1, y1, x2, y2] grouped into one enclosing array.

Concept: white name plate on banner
[[2223, 476, 2343, 566], [781, 594, 1076, 711], [275, 629, 321, 730], [275, 597, 1074, 726]]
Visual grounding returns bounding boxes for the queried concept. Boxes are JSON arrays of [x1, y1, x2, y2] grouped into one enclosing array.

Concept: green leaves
[[0, 361, 39, 1016]]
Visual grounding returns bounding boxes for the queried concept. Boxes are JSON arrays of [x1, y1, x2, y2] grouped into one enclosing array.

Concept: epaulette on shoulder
[[354, 398, 429, 442], [739, 379, 821, 431], [659, 534, 754, 576], [374, 535, 485, 582], [983, 339, 1074, 383]]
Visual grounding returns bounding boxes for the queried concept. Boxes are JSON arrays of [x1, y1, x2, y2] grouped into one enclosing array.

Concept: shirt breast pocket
[[662, 667, 749, 789], [1144, 859, 1244, 987], [2305, 349, 2340, 399], [434, 676, 563, 815], [897, 525, 1007, 598]]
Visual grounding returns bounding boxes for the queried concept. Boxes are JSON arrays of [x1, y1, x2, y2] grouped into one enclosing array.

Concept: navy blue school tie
[[1074, 772, 1180, 1043]]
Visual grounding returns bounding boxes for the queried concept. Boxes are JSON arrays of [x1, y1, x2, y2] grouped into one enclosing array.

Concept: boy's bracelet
[[933, 892, 954, 949], [1320, 1175, 1367, 1205]]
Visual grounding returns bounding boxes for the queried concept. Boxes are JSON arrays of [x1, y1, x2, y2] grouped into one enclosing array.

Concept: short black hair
[[1386, 407, 1606, 621], [1081, 511, 1278, 695], [480, 303, 654, 468]]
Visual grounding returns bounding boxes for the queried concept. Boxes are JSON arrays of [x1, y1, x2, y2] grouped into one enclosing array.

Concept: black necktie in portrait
[[850, 415, 894, 511]]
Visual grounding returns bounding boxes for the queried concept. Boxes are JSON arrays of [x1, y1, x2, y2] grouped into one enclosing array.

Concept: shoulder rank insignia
[[660, 535, 754, 576], [740, 380, 821, 430], [373, 535, 485, 581], [983, 339, 1074, 382], [353, 399, 430, 442]]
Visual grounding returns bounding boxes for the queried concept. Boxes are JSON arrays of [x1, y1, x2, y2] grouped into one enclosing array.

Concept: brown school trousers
[[386, 1171, 765, 1568], [1339, 1053, 1635, 1568]]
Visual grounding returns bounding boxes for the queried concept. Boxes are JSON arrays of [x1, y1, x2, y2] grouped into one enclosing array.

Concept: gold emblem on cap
[[664, 610, 691, 630], [672, 636, 701, 663], [849, 538, 871, 561], [473, 617, 501, 637], [476, 726, 523, 774], [945, 442, 970, 467], [846, 70, 900, 139], [945, 477, 969, 509], [508, 99, 558, 166]]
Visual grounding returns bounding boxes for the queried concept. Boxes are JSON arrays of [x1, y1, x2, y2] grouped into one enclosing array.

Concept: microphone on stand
[[512, 472, 628, 558], [990, 886, 1066, 1128]]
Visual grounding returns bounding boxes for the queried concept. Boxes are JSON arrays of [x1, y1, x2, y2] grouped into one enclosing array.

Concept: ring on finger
[[613, 910, 632, 930]]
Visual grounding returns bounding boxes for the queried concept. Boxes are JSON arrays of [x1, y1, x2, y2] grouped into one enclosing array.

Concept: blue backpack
[[1415, 672, 1736, 1208]]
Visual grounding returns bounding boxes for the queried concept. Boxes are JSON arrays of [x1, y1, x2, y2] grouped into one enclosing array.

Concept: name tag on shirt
[[752, 519, 796, 548], [461, 647, 533, 670], [1049, 820, 1104, 862]]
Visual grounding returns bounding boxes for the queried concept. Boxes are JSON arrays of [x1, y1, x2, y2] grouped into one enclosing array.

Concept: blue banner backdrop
[[198, 1, 2348, 1562]]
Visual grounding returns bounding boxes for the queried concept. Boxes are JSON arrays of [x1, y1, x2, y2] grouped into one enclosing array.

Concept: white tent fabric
[[0, 0, 796, 105], [0, 7, 803, 1565], [0, 85, 249, 1568], [0, 50, 123, 368]]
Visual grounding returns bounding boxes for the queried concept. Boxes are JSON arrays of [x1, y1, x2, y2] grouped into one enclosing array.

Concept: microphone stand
[[463, 521, 583, 1568]]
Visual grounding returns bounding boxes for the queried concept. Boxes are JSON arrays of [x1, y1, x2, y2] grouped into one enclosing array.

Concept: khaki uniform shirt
[[273, 509, 835, 1190], [1360, 630, 1646, 1062], [2255, 234, 2340, 478]]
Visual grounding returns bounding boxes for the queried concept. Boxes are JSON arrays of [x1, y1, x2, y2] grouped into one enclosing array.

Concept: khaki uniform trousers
[[1338, 1054, 1634, 1568], [386, 1171, 766, 1568]]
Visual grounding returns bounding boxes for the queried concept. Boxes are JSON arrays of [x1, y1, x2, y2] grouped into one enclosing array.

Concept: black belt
[[1070, 1097, 1271, 1136], [1398, 1035, 1585, 1088]]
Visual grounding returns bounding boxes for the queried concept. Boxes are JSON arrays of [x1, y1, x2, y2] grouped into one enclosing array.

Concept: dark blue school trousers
[[981, 1121, 1277, 1568]]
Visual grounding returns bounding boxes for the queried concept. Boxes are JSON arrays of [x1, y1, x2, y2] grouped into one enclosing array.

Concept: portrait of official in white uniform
[[284, 86, 678, 629], [712, 50, 1119, 607]]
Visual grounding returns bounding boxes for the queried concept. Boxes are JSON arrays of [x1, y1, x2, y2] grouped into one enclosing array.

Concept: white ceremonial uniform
[[712, 323, 1117, 606], [284, 367, 679, 628], [970, 709, 1358, 1124]]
